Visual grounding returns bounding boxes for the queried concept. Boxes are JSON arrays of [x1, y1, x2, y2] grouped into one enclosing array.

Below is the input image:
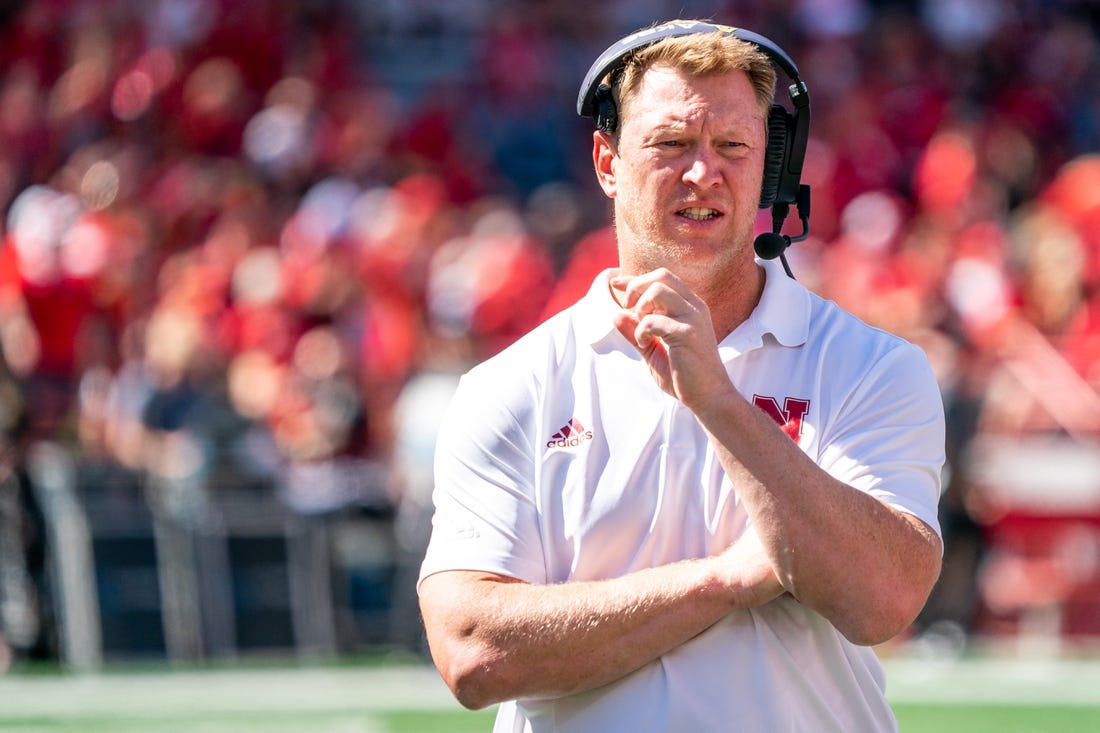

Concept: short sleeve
[[417, 366, 548, 590], [817, 341, 945, 540]]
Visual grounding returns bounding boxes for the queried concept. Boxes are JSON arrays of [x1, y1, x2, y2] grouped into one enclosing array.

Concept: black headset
[[577, 20, 812, 275]]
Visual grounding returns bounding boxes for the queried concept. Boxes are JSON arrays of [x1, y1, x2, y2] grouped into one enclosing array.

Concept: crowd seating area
[[1, 0, 1100, 668]]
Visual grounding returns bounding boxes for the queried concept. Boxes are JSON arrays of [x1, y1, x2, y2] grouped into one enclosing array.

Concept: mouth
[[677, 207, 722, 221]]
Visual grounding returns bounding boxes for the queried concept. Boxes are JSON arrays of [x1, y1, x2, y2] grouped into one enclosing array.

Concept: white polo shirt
[[420, 258, 944, 733]]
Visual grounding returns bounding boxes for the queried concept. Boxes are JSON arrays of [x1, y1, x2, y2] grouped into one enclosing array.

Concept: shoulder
[[445, 303, 590, 436], [461, 269, 618, 389], [463, 307, 579, 386], [807, 291, 926, 361], [798, 293, 942, 414]]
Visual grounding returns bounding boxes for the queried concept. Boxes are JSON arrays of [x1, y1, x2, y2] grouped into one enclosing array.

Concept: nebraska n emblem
[[752, 395, 810, 441]]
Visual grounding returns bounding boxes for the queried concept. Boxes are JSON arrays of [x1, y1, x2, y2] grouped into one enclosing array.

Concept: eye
[[718, 140, 753, 158]]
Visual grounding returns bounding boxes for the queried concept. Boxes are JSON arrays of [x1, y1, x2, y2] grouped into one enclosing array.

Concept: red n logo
[[752, 395, 810, 441]]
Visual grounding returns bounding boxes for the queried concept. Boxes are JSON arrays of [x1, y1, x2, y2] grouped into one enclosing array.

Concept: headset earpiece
[[593, 83, 617, 134], [761, 104, 791, 209]]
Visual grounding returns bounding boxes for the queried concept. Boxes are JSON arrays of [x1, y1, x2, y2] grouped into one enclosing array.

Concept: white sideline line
[[883, 657, 1100, 707], [0, 665, 461, 718]]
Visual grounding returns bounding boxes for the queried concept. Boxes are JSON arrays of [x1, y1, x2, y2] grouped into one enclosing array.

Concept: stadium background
[[0, 0, 1099, 719]]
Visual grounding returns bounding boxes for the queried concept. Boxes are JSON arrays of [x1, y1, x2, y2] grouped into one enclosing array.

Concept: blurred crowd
[[2, 0, 1100, 667]]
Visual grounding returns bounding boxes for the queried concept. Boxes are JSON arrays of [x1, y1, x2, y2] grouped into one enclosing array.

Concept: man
[[418, 20, 944, 732]]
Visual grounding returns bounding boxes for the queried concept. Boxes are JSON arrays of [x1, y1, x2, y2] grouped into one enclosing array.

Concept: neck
[[615, 252, 766, 342], [697, 259, 765, 341]]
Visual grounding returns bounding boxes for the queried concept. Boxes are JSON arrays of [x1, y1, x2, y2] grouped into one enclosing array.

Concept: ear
[[592, 130, 618, 198]]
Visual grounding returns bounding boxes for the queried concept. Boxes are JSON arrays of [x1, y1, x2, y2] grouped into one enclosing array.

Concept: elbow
[[792, 581, 933, 647], [835, 602, 919, 647], [836, 562, 942, 647], [831, 522, 943, 647], [433, 640, 514, 710], [420, 574, 519, 710], [446, 664, 499, 711]]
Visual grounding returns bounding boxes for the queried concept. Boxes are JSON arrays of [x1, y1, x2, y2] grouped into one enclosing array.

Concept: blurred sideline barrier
[[29, 442, 399, 668]]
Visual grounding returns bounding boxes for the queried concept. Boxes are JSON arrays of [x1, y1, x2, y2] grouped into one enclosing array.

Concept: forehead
[[626, 64, 763, 128]]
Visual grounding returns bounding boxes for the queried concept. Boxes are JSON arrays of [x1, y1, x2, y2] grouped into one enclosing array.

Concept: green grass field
[[0, 654, 1097, 732], [885, 655, 1100, 732]]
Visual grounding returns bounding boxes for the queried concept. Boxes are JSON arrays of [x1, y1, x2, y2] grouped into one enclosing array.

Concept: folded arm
[[695, 391, 942, 644], [419, 531, 781, 710], [612, 268, 943, 646]]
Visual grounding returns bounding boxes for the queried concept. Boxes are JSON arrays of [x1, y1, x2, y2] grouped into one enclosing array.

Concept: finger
[[634, 312, 689, 345], [615, 305, 676, 353], [612, 310, 640, 348], [629, 283, 699, 328], [610, 268, 695, 310]]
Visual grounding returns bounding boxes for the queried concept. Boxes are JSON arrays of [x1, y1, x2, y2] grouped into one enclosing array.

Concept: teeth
[[680, 207, 720, 220]]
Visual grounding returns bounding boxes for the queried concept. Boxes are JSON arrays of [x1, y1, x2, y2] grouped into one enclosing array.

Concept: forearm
[[420, 539, 780, 709], [695, 389, 942, 645]]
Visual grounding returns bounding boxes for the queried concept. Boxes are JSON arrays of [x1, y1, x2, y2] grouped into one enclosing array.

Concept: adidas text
[[547, 431, 594, 449]]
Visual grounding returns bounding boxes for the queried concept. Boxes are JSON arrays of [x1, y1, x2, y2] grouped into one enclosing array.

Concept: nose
[[682, 153, 722, 188]]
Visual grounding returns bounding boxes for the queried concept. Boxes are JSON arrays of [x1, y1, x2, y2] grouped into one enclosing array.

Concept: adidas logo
[[546, 418, 594, 449]]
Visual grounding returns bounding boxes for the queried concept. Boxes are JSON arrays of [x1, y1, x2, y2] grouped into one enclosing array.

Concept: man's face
[[595, 64, 767, 278]]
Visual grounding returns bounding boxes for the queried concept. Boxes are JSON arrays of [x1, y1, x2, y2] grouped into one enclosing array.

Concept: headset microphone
[[753, 184, 811, 278], [754, 232, 789, 260]]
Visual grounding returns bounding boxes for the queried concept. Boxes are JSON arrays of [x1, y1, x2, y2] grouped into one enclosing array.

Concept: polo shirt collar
[[721, 257, 810, 356], [578, 269, 623, 346], [581, 259, 811, 354]]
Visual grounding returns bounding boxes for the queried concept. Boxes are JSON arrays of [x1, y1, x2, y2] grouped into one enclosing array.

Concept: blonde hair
[[613, 30, 777, 131]]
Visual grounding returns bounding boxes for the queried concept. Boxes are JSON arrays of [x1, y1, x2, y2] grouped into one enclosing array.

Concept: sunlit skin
[[593, 64, 767, 338]]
